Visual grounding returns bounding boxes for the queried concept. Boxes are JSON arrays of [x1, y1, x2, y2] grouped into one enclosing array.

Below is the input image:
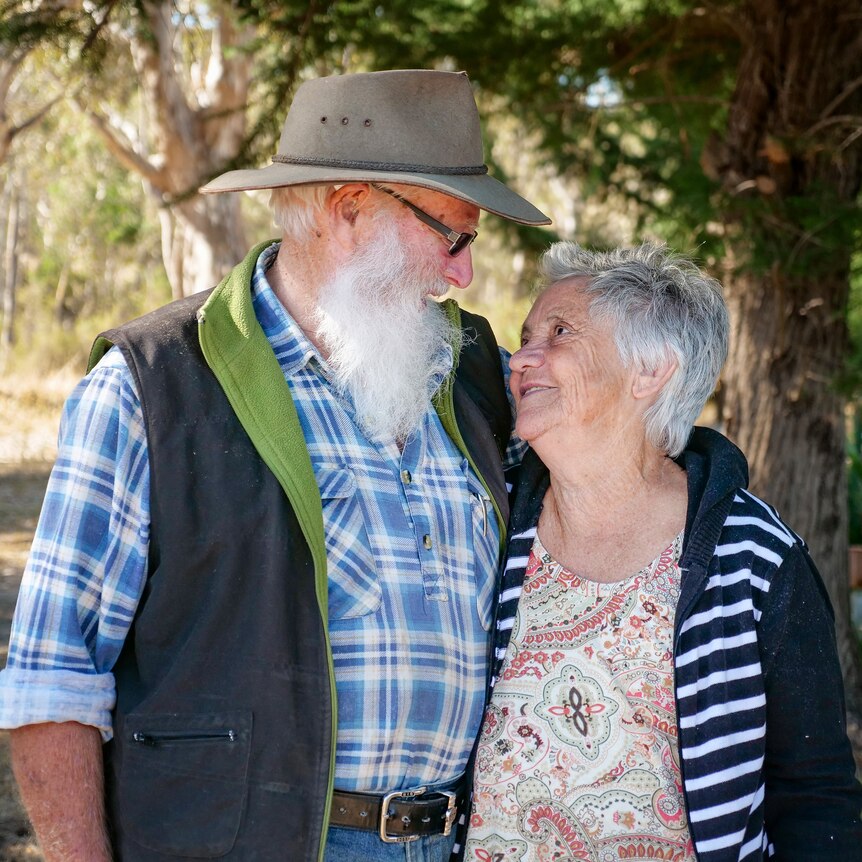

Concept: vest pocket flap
[[118, 710, 252, 857], [123, 710, 252, 780], [316, 466, 356, 500]]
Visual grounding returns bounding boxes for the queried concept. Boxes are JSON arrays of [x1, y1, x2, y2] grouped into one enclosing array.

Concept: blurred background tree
[[1, 0, 861, 716], [239, 0, 862, 714]]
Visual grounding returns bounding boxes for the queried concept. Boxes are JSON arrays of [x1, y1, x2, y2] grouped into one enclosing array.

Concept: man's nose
[[443, 246, 474, 290]]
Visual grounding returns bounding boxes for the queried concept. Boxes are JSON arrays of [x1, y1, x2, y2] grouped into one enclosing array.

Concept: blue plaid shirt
[[0, 243, 524, 793]]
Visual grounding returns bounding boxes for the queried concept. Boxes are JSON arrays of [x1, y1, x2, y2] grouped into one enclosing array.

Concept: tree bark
[[86, 2, 253, 296], [1, 178, 20, 353], [718, 0, 862, 714], [163, 190, 248, 297]]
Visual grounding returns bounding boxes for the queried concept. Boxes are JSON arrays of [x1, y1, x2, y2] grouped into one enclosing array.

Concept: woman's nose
[[510, 341, 545, 372]]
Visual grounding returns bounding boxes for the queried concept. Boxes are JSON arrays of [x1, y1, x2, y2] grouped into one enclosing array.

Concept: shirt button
[[423, 534, 433, 550], [401, 469, 412, 484]]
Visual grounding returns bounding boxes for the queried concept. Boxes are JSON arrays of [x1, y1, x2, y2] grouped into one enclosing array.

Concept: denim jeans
[[323, 825, 457, 862]]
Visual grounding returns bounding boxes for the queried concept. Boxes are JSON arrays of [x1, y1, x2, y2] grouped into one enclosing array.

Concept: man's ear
[[328, 184, 372, 252], [632, 356, 677, 402]]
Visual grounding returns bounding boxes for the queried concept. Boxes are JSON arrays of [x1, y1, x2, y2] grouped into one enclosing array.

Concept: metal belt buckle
[[379, 786, 427, 843], [440, 789, 458, 837]]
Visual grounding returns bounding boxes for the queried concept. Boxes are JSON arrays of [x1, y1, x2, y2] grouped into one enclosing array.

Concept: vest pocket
[[318, 466, 382, 618], [117, 710, 252, 857]]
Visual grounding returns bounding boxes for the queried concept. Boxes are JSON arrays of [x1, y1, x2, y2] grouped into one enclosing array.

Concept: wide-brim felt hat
[[200, 69, 551, 226]]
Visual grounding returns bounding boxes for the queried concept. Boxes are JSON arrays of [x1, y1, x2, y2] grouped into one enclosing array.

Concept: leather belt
[[330, 785, 462, 843]]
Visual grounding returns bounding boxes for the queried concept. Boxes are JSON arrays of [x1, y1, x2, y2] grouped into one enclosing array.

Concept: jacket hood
[[675, 426, 749, 573]]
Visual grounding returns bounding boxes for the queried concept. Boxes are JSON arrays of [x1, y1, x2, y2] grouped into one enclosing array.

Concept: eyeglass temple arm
[[372, 184, 461, 241]]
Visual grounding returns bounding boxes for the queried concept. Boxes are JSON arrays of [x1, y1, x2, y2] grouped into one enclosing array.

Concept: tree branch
[[8, 93, 62, 140], [0, 54, 25, 106], [77, 99, 168, 190], [804, 114, 862, 139], [79, 0, 120, 58], [838, 125, 862, 153], [818, 75, 862, 122]]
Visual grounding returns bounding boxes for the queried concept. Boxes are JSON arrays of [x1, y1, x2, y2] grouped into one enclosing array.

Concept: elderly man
[[0, 70, 549, 861]]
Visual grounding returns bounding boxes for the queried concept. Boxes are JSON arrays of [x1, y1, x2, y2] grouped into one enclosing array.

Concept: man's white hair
[[540, 241, 729, 457], [269, 185, 333, 239]]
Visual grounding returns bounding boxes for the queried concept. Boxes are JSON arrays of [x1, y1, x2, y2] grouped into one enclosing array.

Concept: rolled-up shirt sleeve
[[0, 347, 149, 741]]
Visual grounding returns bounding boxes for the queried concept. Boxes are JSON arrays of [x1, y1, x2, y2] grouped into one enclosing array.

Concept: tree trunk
[[1, 179, 20, 353], [169, 192, 248, 297], [722, 265, 858, 707], [717, 0, 862, 715], [86, 2, 254, 297]]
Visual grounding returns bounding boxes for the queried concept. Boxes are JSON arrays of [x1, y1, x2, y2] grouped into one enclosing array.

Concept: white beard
[[313, 220, 463, 442]]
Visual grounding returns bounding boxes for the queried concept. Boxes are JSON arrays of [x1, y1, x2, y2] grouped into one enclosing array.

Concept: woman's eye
[[554, 325, 569, 337]]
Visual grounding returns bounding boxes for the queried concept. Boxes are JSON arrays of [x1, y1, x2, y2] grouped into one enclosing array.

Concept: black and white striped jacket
[[476, 427, 861, 862]]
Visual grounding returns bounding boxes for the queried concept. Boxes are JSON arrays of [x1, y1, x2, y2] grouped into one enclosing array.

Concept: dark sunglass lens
[[449, 232, 476, 256]]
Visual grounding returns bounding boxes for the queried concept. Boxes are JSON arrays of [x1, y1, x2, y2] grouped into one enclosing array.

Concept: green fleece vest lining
[[195, 241, 328, 589], [193, 240, 334, 861]]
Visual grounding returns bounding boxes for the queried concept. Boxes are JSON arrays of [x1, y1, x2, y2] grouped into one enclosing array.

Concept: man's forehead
[[387, 182, 480, 223]]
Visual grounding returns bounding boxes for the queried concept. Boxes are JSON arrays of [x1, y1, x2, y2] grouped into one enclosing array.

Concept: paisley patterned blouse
[[466, 532, 696, 862]]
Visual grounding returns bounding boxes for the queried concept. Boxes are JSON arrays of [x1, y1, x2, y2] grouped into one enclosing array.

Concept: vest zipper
[[132, 730, 237, 746]]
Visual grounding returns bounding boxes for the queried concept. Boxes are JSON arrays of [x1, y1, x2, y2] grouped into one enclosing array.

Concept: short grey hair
[[269, 185, 333, 239], [540, 241, 729, 457]]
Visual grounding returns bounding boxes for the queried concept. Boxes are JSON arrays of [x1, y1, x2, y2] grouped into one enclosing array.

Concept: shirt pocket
[[318, 466, 382, 619], [464, 462, 497, 632]]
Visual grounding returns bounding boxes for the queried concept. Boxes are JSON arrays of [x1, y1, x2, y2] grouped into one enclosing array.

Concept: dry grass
[[0, 459, 49, 859], [0, 370, 77, 465]]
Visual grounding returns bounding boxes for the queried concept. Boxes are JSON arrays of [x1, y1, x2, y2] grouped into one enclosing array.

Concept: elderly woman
[[464, 243, 862, 862]]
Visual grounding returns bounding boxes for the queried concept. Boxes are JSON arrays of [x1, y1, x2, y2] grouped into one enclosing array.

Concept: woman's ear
[[328, 184, 372, 252], [632, 356, 677, 402]]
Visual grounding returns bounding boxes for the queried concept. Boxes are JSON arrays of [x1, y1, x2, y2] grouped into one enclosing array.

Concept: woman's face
[[510, 277, 635, 449]]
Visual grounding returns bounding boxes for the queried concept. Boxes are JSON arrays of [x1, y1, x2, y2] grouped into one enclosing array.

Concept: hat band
[[272, 154, 488, 176]]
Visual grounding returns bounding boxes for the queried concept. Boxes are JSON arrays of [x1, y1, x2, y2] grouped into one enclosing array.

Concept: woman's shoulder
[[721, 488, 805, 556], [706, 488, 817, 618]]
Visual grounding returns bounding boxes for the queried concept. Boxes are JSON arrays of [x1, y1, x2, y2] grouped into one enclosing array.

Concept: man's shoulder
[[108, 289, 216, 339], [90, 289, 217, 373]]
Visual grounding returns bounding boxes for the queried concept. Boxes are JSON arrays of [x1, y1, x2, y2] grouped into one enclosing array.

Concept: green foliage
[[234, 0, 741, 248], [1, 63, 170, 372]]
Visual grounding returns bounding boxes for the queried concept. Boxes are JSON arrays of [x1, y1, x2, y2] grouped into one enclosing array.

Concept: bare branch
[[77, 98, 168, 190], [128, 1, 198, 162], [818, 75, 862, 122], [79, 0, 120, 58], [8, 92, 62, 139], [837, 125, 862, 153], [0, 55, 25, 106], [804, 114, 862, 139]]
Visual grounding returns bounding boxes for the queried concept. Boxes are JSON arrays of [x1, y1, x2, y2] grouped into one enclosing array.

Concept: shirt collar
[[251, 241, 325, 378]]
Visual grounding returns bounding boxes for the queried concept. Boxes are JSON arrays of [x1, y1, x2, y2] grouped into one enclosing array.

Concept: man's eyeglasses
[[372, 184, 477, 257]]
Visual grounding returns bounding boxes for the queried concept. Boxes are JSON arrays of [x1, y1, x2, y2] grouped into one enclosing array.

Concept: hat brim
[[200, 163, 551, 226]]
